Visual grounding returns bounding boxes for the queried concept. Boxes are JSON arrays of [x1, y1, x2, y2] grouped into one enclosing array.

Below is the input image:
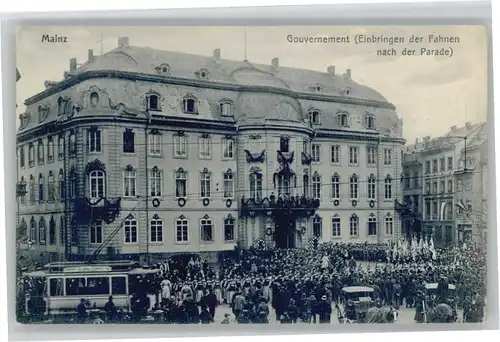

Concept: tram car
[[22, 260, 160, 317]]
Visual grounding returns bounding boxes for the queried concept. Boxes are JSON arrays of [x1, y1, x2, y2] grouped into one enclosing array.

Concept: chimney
[[271, 58, 279, 71], [327, 65, 335, 76], [213, 48, 221, 63], [44, 81, 57, 89], [118, 37, 129, 48], [345, 68, 351, 79], [88, 49, 94, 61], [69, 58, 77, 72], [450, 125, 457, 131]]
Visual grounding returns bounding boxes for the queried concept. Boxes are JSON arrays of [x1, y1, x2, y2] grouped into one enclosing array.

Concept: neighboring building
[[401, 122, 487, 247], [16, 37, 405, 263]]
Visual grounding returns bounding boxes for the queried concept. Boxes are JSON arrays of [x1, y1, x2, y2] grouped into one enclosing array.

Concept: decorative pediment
[[81, 85, 110, 110], [38, 104, 50, 123], [225, 134, 234, 140], [202, 167, 209, 173], [85, 159, 106, 174], [224, 168, 233, 174], [152, 213, 161, 220], [249, 134, 261, 140], [88, 125, 99, 133], [155, 63, 171, 75], [201, 133, 210, 139], [202, 214, 210, 220], [151, 165, 159, 173], [150, 128, 162, 135], [195, 68, 210, 79], [244, 149, 265, 163], [175, 131, 186, 137], [249, 166, 262, 174], [176, 167, 186, 173], [125, 164, 134, 172]]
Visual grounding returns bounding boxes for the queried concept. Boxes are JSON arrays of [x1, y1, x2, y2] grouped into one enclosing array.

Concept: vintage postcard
[[15, 25, 488, 326]]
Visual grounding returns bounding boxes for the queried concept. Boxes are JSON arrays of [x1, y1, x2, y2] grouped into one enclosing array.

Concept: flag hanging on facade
[[456, 198, 467, 212]]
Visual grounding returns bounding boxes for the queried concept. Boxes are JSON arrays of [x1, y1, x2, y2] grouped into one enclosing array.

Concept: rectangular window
[[124, 218, 138, 243], [175, 171, 187, 198], [447, 201, 453, 220], [440, 158, 445, 172], [350, 216, 359, 236], [448, 157, 453, 170], [440, 180, 445, 193], [89, 222, 103, 244], [385, 216, 393, 235], [200, 217, 213, 242], [384, 178, 392, 199], [88, 130, 102, 153], [413, 172, 419, 188], [200, 172, 211, 198], [384, 149, 392, 165], [432, 159, 438, 173], [425, 201, 431, 220], [174, 135, 188, 157], [368, 177, 376, 200], [331, 175, 340, 199], [123, 130, 135, 154], [149, 134, 161, 156], [312, 175, 321, 199], [368, 217, 377, 235], [367, 147, 376, 165], [331, 145, 340, 164], [313, 217, 322, 238], [150, 219, 163, 243], [432, 201, 438, 220], [349, 146, 358, 164], [311, 144, 320, 162], [425, 161, 431, 174], [199, 137, 211, 158], [149, 169, 162, 197], [223, 172, 234, 199], [224, 217, 235, 242], [425, 181, 430, 194], [432, 181, 438, 194], [48, 177, 55, 202], [58, 137, 64, 160], [349, 176, 358, 199], [447, 180, 453, 193], [47, 140, 54, 163], [222, 138, 234, 160], [404, 173, 410, 189], [332, 217, 341, 237], [123, 170, 136, 197], [176, 218, 189, 243]]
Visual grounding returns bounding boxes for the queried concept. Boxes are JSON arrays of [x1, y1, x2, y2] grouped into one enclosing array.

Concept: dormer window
[[57, 96, 67, 116], [37, 105, 49, 123], [280, 136, 289, 153], [90, 92, 99, 107], [182, 96, 198, 114], [19, 113, 29, 129], [155, 63, 171, 75], [219, 101, 233, 116], [337, 112, 349, 127], [365, 114, 376, 129], [344, 87, 351, 96], [147, 94, 160, 111], [308, 109, 321, 125], [309, 84, 324, 93]]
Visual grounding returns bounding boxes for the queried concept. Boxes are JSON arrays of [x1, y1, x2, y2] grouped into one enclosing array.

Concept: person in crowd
[[317, 295, 332, 324], [199, 305, 213, 324], [104, 295, 117, 322], [76, 298, 88, 323]]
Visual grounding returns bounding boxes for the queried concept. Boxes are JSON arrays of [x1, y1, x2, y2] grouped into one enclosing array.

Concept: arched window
[[337, 112, 349, 127], [249, 169, 263, 200], [19, 146, 25, 168], [175, 167, 187, 199], [29, 217, 37, 243], [37, 140, 44, 164], [182, 96, 197, 114], [175, 215, 189, 243], [28, 143, 35, 167], [49, 216, 56, 245], [173, 133, 188, 157], [365, 114, 376, 129], [150, 215, 163, 243], [89, 170, 106, 199], [199, 134, 211, 158], [223, 169, 234, 199], [224, 214, 236, 242], [200, 168, 212, 199], [385, 175, 393, 199], [38, 174, 45, 202], [48, 171, 55, 201], [219, 101, 233, 116], [349, 174, 358, 199], [368, 214, 377, 236], [69, 132, 76, 156], [385, 214, 393, 235], [124, 215, 138, 244], [308, 109, 321, 125], [29, 175, 35, 203], [47, 137, 54, 162], [350, 214, 359, 236], [200, 214, 213, 242], [90, 92, 100, 107], [57, 97, 65, 115], [312, 172, 321, 200], [39, 217, 46, 244], [331, 214, 341, 237], [89, 221, 103, 244], [69, 168, 77, 198], [303, 171, 309, 197], [331, 173, 340, 199], [58, 135, 64, 160], [367, 174, 376, 200], [313, 215, 322, 238], [59, 169, 65, 200], [147, 94, 159, 110]]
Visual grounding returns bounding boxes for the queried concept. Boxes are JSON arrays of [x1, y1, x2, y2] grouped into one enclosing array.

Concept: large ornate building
[[16, 37, 405, 263], [401, 122, 487, 247]]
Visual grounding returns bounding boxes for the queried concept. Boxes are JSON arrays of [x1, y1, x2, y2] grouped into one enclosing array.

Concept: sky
[[16, 25, 488, 142]]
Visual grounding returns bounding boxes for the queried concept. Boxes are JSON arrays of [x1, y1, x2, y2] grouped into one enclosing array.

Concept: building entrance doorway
[[274, 213, 296, 249]]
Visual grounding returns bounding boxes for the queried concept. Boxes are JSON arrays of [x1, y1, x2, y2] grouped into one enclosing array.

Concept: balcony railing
[[240, 194, 320, 218], [73, 196, 122, 225]]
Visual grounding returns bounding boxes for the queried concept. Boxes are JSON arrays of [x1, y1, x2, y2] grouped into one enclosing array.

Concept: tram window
[[112, 276, 127, 295], [49, 278, 64, 296], [65, 277, 86, 296], [86, 277, 110, 295]]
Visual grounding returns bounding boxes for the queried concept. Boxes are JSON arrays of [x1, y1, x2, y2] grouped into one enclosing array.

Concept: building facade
[[401, 122, 487, 247], [16, 37, 405, 263]]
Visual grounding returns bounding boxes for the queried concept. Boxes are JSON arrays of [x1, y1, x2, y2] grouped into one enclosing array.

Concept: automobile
[[340, 286, 375, 323]]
